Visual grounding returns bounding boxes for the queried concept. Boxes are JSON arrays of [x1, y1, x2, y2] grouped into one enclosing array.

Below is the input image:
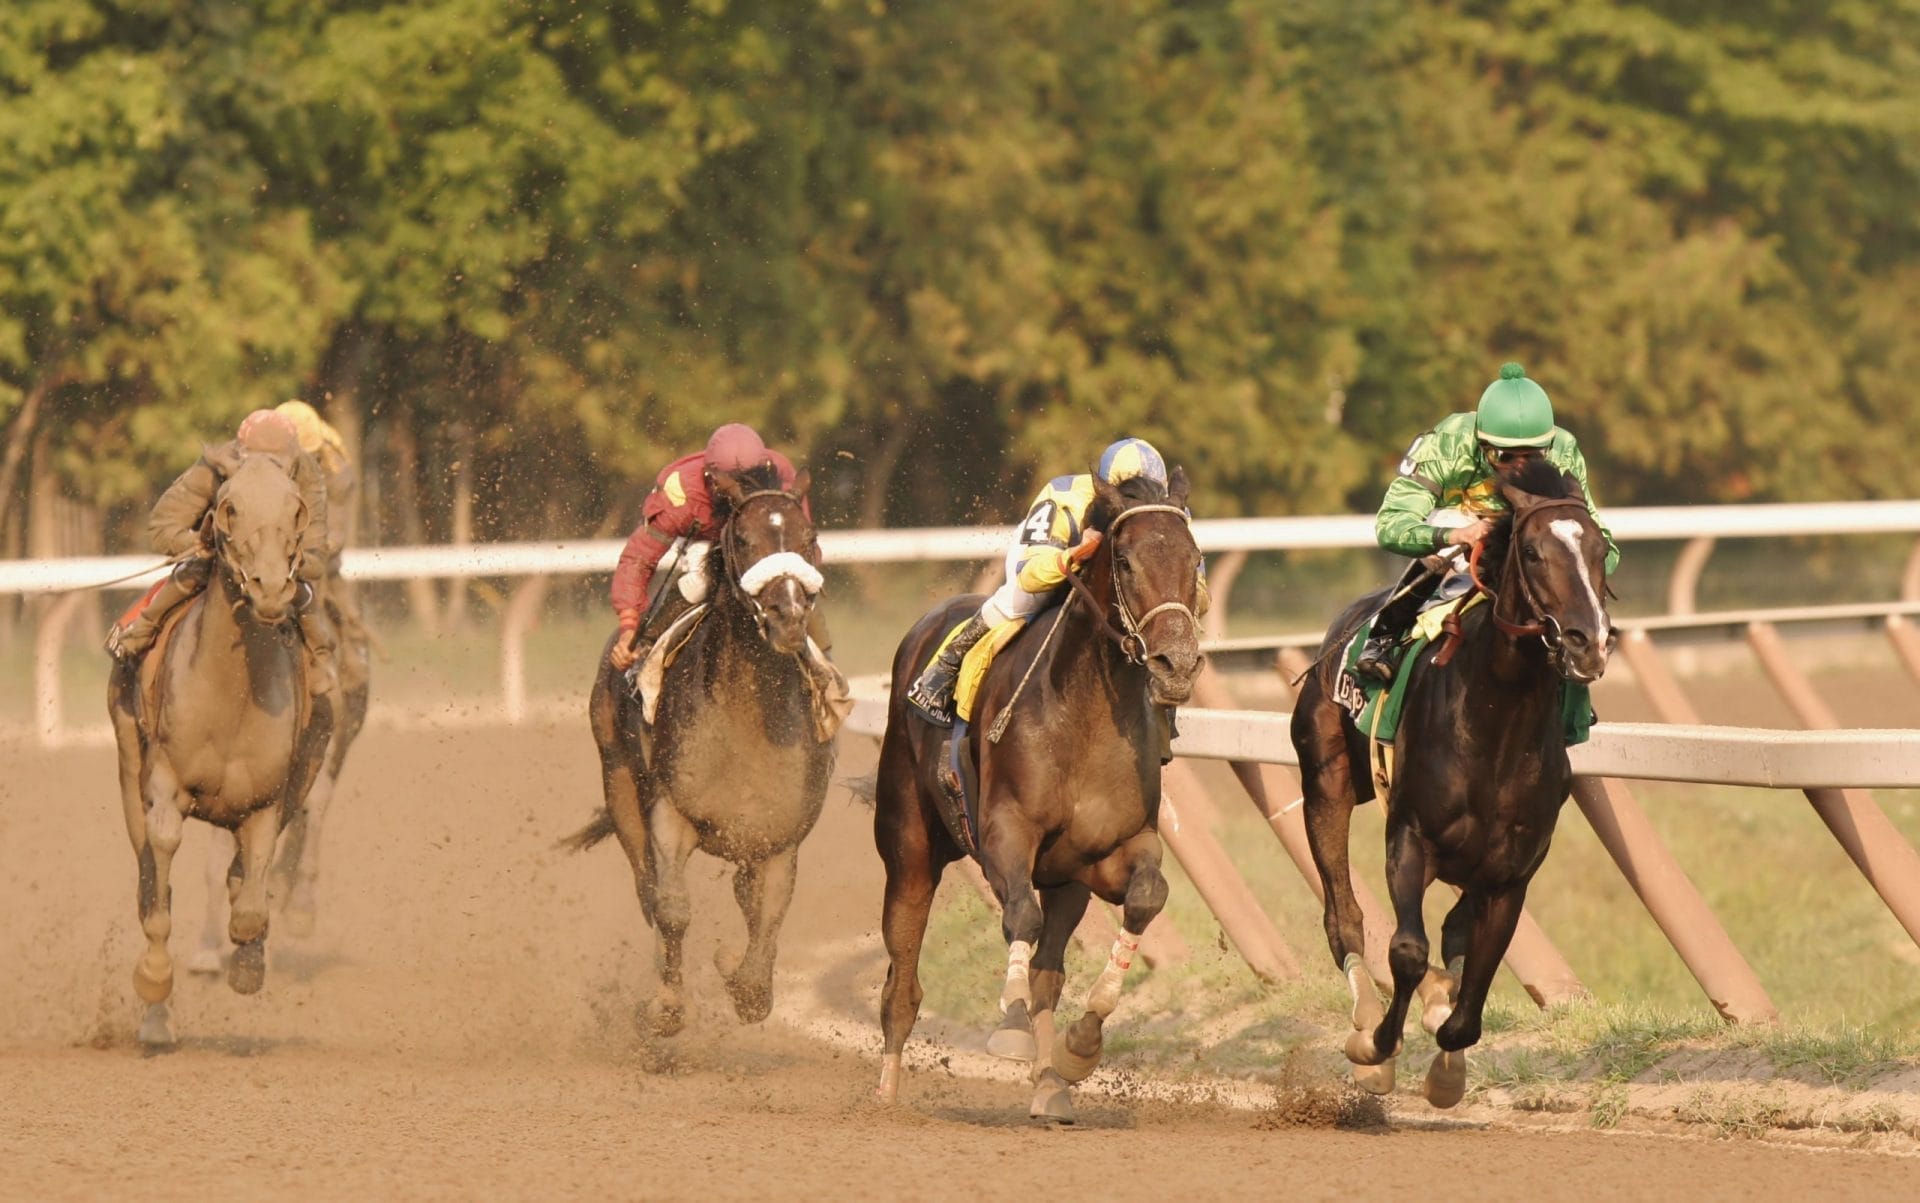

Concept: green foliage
[[3, 0, 1917, 544]]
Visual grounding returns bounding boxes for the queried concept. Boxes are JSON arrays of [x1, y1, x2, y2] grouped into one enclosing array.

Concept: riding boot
[[106, 557, 211, 660], [907, 613, 993, 727], [1354, 559, 1446, 683], [296, 593, 340, 697]]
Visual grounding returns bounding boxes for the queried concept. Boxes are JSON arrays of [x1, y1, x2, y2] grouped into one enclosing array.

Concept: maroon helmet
[[704, 423, 770, 473], [236, 408, 299, 456]]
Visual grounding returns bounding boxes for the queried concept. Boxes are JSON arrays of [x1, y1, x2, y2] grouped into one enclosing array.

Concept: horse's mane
[[1479, 453, 1582, 577], [710, 462, 788, 520], [1085, 473, 1170, 534]]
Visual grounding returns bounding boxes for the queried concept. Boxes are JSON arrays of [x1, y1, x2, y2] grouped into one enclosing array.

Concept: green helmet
[[1476, 362, 1556, 448]]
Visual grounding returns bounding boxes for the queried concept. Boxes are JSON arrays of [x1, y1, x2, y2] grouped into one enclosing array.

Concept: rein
[[1059, 503, 1199, 666]]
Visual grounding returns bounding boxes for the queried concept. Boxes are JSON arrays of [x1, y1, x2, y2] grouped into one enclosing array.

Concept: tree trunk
[[389, 404, 440, 634], [855, 414, 914, 602], [444, 422, 475, 628], [0, 376, 50, 547]]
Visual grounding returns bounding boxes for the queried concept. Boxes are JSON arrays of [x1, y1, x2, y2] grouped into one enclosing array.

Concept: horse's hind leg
[[1426, 882, 1528, 1108], [1025, 882, 1091, 1123], [1296, 694, 1394, 1092], [189, 827, 237, 974], [132, 761, 187, 1046], [1053, 832, 1167, 1087], [1366, 819, 1433, 1079], [278, 764, 336, 938], [593, 670, 656, 926], [644, 799, 700, 1038], [875, 780, 947, 1103], [718, 845, 798, 1024], [1419, 893, 1475, 1036], [226, 804, 280, 996]]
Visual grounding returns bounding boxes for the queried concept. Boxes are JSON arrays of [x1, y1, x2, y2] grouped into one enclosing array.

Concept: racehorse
[[187, 599, 370, 972], [1290, 454, 1614, 1106], [107, 453, 334, 1047], [570, 465, 833, 1037], [873, 469, 1203, 1123]]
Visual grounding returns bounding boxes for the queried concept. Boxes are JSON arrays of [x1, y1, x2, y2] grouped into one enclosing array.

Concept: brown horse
[[1290, 455, 1614, 1106], [107, 454, 334, 1047], [571, 465, 833, 1036], [187, 594, 369, 972], [873, 469, 1203, 1123]]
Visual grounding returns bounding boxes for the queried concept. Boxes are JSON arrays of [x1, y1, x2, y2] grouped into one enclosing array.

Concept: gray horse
[[569, 466, 834, 1037], [108, 454, 333, 1047]]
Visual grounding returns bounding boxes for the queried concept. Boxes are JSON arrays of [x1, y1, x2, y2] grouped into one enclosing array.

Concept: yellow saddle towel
[[952, 618, 1028, 724]]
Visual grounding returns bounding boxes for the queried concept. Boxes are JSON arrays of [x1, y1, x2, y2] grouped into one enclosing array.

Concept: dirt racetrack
[[3, 721, 1915, 1201]]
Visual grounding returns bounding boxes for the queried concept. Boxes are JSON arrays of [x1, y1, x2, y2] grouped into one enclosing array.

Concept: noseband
[[719, 488, 823, 639], [1466, 497, 1602, 670], [1062, 503, 1200, 666]]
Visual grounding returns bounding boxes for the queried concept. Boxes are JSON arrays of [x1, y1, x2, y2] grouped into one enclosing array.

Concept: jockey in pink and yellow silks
[[907, 437, 1205, 726]]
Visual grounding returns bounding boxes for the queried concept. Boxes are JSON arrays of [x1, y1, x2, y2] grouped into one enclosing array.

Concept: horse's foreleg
[[226, 804, 279, 996], [645, 800, 700, 1038], [719, 846, 797, 1025], [978, 825, 1044, 1058], [1420, 893, 1476, 1035], [1054, 834, 1167, 1086], [1365, 820, 1431, 1073], [132, 762, 186, 1046], [1424, 881, 1528, 1108], [1027, 882, 1092, 1122], [189, 827, 237, 974]]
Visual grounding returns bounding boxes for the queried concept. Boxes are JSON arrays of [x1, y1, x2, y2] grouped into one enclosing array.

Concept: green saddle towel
[[1336, 595, 1594, 747]]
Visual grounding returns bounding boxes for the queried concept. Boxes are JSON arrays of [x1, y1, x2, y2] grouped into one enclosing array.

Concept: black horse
[[572, 465, 833, 1037], [1290, 455, 1614, 1106], [873, 468, 1204, 1123]]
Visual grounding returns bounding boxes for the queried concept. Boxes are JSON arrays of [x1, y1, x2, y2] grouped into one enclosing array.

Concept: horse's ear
[[710, 470, 747, 512], [1167, 465, 1190, 510], [1092, 473, 1126, 524], [1562, 471, 1586, 505], [790, 468, 811, 502], [214, 499, 236, 535], [1497, 479, 1544, 513]]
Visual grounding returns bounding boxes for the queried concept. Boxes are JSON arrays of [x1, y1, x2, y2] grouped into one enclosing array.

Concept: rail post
[[1570, 776, 1777, 1024], [33, 592, 88, 745], [1885, 614, 1920, 685], [1748, 620, 1920, 952], [1617, 629, 1703, 725], [1161, 760, 1301, 983], [499, 574, 552, 723]]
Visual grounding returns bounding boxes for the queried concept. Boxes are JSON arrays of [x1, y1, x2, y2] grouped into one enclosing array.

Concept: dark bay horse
[[1290, 456, 1614, 1106], [572, 466, 833, 1037], [107, 454, 334, 1047], [874, 469, 1203, 1123]]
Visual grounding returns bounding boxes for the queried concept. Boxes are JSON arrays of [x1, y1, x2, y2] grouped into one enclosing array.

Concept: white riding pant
[[980, 542, 1056, 627]]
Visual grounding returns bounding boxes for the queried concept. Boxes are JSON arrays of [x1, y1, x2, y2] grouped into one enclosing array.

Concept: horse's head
[[1488, 457, 1615, 683], [210, 453, 310, 625], [711, 465, 823, 656], [1088, 465, 1204, 706]]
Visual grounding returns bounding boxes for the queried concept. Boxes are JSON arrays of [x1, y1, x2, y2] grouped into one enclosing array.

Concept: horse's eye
[[1523, 545, 1543, 562]]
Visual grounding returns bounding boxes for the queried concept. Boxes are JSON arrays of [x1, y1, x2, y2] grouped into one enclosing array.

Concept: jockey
[[608, 423, 830, 673], [907, 437, 1201, 726], [106, 408, 339, 694], [277, 399, 370, 684], [1353, 362, 1619, 683]]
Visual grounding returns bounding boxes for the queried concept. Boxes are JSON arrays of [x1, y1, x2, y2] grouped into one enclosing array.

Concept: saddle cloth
[[1334, 592, 1594, 748]]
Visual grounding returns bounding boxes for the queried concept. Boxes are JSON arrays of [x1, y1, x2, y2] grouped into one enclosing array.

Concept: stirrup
[[906, 678, 955, 728], [1354, 637, 1398, 683]]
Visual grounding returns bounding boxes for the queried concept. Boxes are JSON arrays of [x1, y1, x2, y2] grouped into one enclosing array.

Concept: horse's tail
[[559, 807, 618, 853], [841, 773, 877, 810]]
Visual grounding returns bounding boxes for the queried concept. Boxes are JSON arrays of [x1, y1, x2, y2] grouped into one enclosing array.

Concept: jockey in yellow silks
[[908, 437, 1203, 726]]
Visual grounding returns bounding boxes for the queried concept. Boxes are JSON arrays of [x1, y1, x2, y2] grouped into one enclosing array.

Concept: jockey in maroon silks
[[608, 423, 829, 673]]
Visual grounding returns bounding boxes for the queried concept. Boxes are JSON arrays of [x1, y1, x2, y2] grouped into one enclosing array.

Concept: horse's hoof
[[229, 908, 268, 946], [987, 1000, 1036, 1062], [725, 976, 773, 1025], [1029, 1069, 1076, 1124], [280, 904, 316, 940], [1050, 1024, 1102, 1085], [227, 938, 267, 996], [1352, 1057, 1397, 1096], [133, 953, 173, 1004], [1344, 1028, 1394, 1066], [138, 1003, 176, 1049], [647, 998, 685, 1039], [186, 946, 223, 975], [876, 1056, 902, 1104], [1424, 1050, 1467, 1109]]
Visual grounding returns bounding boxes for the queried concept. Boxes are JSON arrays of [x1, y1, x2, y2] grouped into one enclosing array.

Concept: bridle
[[209, 482, 302, 625], [718, 487, 823, 640], [1061, 503, 1200, 666], [1466, 496, 1602, 672]]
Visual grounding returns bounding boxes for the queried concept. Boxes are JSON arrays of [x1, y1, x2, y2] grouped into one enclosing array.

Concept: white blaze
[[1548, 518, 1607, 636]]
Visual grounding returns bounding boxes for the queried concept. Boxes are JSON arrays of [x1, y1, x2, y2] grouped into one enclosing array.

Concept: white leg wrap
[[1086, 930, 1140, 1018], [677, 542, 712, 602], [999, 939, 1036, 1012]]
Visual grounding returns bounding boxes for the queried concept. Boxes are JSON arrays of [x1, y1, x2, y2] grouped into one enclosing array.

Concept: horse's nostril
[[1563, 629, 1589, 649]]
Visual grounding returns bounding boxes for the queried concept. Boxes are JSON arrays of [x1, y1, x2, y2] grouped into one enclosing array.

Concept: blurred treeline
[[3, 0, 1918, 563]]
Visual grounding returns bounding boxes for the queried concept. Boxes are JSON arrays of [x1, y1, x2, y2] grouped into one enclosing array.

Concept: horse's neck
[[706, 588, 805, 694], [1053, 563, 1150, 731]]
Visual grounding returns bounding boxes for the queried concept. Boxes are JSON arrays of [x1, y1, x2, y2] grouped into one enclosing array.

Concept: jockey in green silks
[[1353, 362, 1620, 683]]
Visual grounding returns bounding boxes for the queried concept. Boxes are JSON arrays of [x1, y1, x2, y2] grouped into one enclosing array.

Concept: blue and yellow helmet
[[1097, 438, 1167, 488]]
